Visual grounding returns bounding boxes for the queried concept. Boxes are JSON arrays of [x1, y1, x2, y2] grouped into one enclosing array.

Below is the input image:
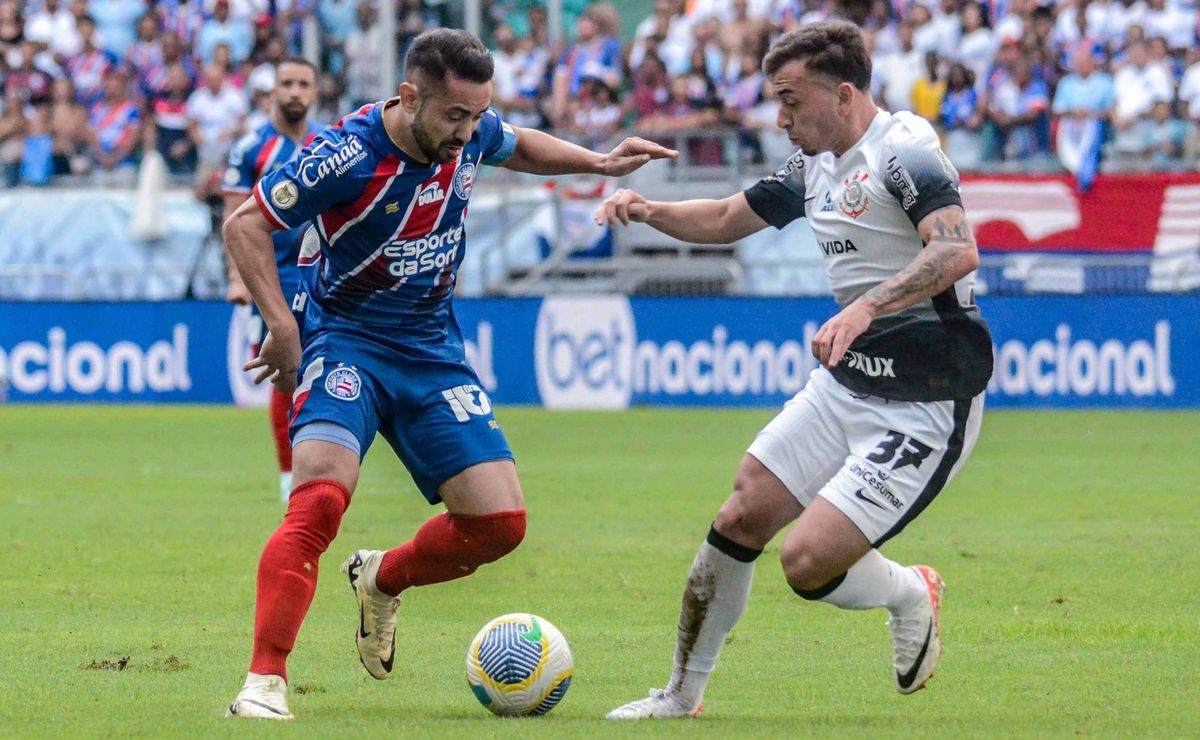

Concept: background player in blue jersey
[[223, 57, 322, 503], [222, 29, 676, 720]]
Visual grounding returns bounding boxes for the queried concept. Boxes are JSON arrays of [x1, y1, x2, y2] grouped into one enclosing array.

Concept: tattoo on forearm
[[861, 213, 976, 314], [863, 254, 945, 312], [863, 236, 975, 312], [930, 216, 973, 245]]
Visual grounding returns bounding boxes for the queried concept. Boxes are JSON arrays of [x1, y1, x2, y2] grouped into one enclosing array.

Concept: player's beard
[[279, 100, 308, 125], [411, 109, 463, 164]]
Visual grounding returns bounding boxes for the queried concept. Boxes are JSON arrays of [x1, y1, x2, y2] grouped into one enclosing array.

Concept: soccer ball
[[465, 613, 573, 716]]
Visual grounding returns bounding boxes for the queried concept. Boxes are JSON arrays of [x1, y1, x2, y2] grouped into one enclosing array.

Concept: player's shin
[[269, 388, 294, 473], [667, 525, 761, 708], [791, 549, 924, 611], [249, 479, 351, 678], [269, 389, 294, 502], [373, 510, 526, 595]]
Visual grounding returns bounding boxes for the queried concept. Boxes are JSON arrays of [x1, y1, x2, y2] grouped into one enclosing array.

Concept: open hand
[[244, 326, 301, 394], [594, 188, 651, 227], [599, 137, 677, 177], [812, 301, 875, 368]]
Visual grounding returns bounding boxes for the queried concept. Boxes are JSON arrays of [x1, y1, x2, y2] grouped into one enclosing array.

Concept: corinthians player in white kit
[[597, 21, 992, 719]]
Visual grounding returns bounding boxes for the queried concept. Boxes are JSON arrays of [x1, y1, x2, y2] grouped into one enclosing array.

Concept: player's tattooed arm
[[812, 205, 979, 368], [859, 205, 979, 316]]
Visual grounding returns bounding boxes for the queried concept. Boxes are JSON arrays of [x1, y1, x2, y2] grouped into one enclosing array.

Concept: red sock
[[375, 510, 526, 596], [249, 479, 350, 679], [269, 388, 293, 473]]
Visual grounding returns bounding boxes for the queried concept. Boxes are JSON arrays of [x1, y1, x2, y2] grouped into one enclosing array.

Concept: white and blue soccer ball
[[465, 613, 573, 716]]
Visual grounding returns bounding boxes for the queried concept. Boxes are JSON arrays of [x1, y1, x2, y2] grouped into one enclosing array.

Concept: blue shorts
[[288, 327, 513, 504]]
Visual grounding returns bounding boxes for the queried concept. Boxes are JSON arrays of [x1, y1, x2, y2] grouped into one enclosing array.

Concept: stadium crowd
[[1, 0, 1200, 189]]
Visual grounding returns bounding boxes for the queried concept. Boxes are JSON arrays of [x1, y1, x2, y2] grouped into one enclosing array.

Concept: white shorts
[[747, 367, 984, 547]]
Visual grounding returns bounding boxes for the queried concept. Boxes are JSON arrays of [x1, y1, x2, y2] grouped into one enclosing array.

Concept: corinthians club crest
[[838, 170, 870, 219]]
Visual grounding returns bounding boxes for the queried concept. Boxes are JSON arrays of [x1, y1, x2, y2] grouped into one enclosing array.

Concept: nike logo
[[380, 641, 396, 673], [854, 488, 885, 510], [346, 553, 363, 586], [521, 617, 543, 644], [896, 621, 933, 690], [359, 604, 370, 640], [804, 196, 816, 203], [234, 698, 289, 716]]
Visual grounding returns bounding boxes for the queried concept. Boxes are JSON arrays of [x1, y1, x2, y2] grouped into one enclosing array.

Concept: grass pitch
[[1, 405, 1197, 738]]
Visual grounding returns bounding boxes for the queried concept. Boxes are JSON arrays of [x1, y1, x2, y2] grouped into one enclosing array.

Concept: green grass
[[1, 406, 1197, 737]]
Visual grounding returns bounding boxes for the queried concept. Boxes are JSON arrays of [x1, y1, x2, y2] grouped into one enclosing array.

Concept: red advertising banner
[[960, 173, 1200, 254]]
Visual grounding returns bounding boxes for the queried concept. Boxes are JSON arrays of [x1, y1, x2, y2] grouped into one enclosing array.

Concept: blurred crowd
[[0, 0, 467, 190], [2, 0, 1200, 190], [529, 0, 1200, 178]]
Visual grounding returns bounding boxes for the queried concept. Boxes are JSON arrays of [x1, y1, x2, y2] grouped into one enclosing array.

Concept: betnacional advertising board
[[0, 296, 1193, 409]]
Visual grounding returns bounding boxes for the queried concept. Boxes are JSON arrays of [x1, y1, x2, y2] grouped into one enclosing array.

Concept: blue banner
[[1, 296, 1195, 408], [976, 296, 1186, 408], [0, 301, 266, 405]]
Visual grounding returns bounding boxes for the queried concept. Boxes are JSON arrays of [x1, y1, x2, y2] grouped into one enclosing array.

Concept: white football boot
[[606, 688, 702, 720], [340, 549, 401, 680], [888, 565, 945, 694], [226, 672, 292, 720]]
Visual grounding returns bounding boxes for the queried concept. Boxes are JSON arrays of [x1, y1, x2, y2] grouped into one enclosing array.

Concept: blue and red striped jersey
[[225, 119, 322, 282], [90, 101, 140, 165], [67, 48, 117, 110], [253, 100, 518, 353]]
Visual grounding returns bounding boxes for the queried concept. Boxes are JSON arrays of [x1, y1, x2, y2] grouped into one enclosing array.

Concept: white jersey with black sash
[[743, 109, 993, 402]]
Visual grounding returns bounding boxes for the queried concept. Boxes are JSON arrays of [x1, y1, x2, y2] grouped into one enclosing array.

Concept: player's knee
[[291, 445, 359, 492], [713, 481, 775, 549], [713, 499, 762, 550], [780, 540, 832, 594]]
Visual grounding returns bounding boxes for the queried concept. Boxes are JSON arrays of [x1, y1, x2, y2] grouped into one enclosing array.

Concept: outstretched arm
[[595, 188, 769, 244], [811, 205, 980, 368], [502, 127, 677, 176]]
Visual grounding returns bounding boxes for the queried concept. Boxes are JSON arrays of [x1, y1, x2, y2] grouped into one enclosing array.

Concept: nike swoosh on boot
[[895, 621, 933, 690]]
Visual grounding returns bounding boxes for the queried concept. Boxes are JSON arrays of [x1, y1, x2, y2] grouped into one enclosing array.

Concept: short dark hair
[[763, 21, 872, 92], [277, 56, 317, 73], [405, 28, 494, 86]]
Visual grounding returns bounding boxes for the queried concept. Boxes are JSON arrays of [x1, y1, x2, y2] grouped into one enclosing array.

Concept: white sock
[[666, 526, 760, 706], [798, 549, 925, 612], [279, 472, 293, 503]]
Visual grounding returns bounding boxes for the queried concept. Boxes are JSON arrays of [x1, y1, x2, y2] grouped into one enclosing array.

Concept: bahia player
[[598, 22, 992, 719], [222, 29, 675, 720], [223, 57, 322, 503]]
